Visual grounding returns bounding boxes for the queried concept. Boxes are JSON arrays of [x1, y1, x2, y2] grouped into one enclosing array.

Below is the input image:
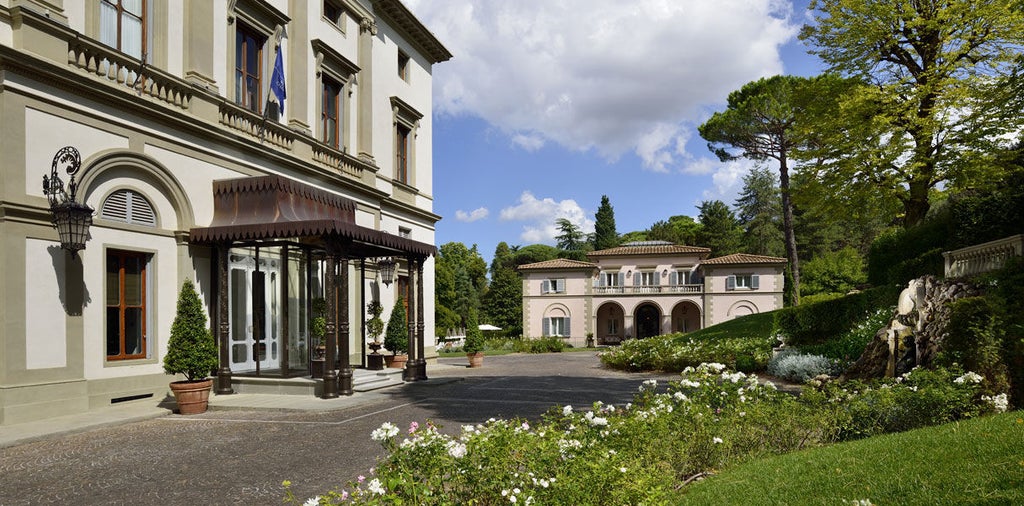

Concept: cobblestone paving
[[0, 353, 677, 505]]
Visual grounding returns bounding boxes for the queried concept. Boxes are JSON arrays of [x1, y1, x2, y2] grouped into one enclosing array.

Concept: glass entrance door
[[229, 253, 281, 372]]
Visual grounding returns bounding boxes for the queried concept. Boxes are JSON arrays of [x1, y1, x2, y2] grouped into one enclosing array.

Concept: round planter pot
[[385, 354, 409, 369], [169, 378, 213, 415], [467, 352, 484, 368]]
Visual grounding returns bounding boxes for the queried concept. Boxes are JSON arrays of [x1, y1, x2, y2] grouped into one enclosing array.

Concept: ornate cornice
[[371, 0, 452, 63]]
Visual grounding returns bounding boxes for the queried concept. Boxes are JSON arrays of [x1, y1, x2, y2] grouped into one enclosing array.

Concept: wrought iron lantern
[[377, 257, 396, 286], [42, 147, 94, 253]]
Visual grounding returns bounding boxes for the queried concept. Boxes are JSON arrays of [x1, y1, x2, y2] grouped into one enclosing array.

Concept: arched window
[[101, 189, 157, 227]]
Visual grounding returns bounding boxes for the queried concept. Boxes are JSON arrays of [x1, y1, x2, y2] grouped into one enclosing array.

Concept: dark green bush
[[384, 299, 408, 355], [775, 284, 899, 347], [867, 208, 952, 286], [163, 280, 218, 382]]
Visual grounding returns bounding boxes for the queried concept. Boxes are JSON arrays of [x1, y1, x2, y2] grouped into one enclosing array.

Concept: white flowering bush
[[285, 364, 1005, 504], [600, 333, 774, 372], [767, 350, 841, 383]]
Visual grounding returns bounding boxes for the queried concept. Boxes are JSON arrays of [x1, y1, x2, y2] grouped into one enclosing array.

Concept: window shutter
[[726, 275, 735, 290], [565, 317, 571, 337], [542, 318, 550, 336], [129, 193, 156, 226], [599, 274, 606, 287], [618, 272, 625, 286], [542, 280, 550, 294], [752, 275, 760, 290], [669, 272, 677, 286], [634, 272, 641, 285], [101, 190, 129, 222]]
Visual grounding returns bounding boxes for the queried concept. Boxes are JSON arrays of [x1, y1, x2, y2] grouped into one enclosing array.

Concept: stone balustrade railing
[[312, 144, 374, 180], [943, 234, 1024, 278], [593, 285, 704, 295], [67, 36, 191, 111], [218, 100, 295, 151]]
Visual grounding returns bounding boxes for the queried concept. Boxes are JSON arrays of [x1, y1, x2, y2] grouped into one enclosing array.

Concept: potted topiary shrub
[[464, 309, 485, 368], [163, 279, 219, 415], [383, 299, 408, 368], [309, 297, 328, 377], [366, 300, 386, 370]]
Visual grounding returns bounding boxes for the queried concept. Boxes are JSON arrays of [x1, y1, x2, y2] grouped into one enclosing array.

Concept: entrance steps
[[230, 367, 406, 396]]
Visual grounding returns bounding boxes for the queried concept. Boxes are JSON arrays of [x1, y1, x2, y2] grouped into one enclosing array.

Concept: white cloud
[[700, 159, 762, 205], [406, 0, 797, 172], [454, 207, 490, 222], [499, 191, 595, 244]]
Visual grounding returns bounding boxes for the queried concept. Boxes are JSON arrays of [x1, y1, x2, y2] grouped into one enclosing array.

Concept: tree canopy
[[592, 195, 620, 251], [800, 0, 1024, 227], [697, 200, 743, 258]]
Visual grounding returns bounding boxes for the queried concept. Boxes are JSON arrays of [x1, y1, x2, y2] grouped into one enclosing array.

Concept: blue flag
[[270, 47, 286, 113]]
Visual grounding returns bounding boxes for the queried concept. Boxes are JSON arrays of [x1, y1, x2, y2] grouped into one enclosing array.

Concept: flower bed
[[285, 364, 1003, 505]]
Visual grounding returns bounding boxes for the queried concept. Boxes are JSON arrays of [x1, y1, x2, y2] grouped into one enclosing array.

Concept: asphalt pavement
[[0, 352, 679, 505]]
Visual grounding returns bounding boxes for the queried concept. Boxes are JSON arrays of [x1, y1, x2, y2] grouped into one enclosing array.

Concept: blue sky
[[406, 0, 826, 264]]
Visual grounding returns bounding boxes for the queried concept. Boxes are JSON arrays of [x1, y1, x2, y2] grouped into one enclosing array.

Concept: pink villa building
[[519, 242, 787, 345]]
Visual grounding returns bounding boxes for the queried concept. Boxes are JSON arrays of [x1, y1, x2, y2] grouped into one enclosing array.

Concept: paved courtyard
[[0, 352, 678, 505]]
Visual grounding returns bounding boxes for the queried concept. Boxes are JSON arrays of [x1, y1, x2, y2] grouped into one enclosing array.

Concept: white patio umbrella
[[478, 324, 502, 331]]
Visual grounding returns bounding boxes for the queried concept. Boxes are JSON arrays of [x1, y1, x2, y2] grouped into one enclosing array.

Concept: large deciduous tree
[[482, 242, 523, 336], [699, 75, 829, 305], [592, 195, 620, 251], [801, 0, 1024, 227], [647, 215, 702, 246]]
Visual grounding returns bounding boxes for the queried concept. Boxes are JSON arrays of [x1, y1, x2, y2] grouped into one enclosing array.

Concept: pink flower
[[409, 421, 420, 434], [357, 475, 365, 483]]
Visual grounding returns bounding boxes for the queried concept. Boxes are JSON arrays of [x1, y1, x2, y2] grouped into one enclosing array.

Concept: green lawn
[[683, 410, 1024, 505], [682, 310, 778, 342]]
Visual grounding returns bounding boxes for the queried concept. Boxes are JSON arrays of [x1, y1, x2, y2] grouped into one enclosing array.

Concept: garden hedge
[[774, 284, 900, 347]]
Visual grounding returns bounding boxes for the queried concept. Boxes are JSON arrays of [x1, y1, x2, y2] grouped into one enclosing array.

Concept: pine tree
[[736, 167, 784, 257], [384, 299, 408, 355], [592, 195, 619, 250]]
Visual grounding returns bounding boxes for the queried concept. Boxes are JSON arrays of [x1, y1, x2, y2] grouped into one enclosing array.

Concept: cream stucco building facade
[[0, 0, 449, 425], [519, 243, 786, 345]]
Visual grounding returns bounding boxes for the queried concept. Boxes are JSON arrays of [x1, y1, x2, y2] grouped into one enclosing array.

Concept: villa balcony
[[593, 284, 703, 296]]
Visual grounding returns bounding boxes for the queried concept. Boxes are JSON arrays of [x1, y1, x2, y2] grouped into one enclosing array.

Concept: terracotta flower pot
[[385, 354, 408, 369], [467, 352, 484, 368], [169, 378, 213, 415]]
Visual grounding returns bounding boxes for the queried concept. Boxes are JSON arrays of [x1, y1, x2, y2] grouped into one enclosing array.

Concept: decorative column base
[[215, 368, 234, 394], [322, 369, 339, 399], [414, 359, 428, 381], [339, 367, 353, 396], [402, 363, 417, 382]]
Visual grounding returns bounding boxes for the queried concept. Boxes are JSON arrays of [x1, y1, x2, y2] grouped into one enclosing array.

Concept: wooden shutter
[[565, 317, 571, 337], [669, 272, 677, 286], [617, 272, 624, 286], [752, 275, 760, 290], [542, 280, 550, 294], [726, 275, 735, 290], [634, 272, 641, 285], [542, 318, 550, 336]]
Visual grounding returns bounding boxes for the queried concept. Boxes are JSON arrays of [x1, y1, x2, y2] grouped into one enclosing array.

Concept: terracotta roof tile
[[588, 244, 711, 258], [517, 259, 597, 271], [700, 253, 787, 265]]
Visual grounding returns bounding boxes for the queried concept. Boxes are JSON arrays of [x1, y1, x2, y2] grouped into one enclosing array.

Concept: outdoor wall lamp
[[377, 257, 396, 286], [42, 146, 93, 253]]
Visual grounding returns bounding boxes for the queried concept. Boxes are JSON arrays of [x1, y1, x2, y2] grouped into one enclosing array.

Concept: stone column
[[338, 256, 353, 395], [215, 244, 233, 394], [415, 258, 427, 380], [322, 252, 339, 399]]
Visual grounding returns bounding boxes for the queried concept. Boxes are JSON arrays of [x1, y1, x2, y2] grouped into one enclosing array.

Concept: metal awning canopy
[[189, 175, 435, 257]]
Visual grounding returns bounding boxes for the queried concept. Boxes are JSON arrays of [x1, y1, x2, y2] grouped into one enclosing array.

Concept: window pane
[[246, 34, 259, 73], [121, 14, 143, 59], [100, 2, 118, 48], [231, 269, 247, 342], [107, 254, 120, 306], [107, 307, 121, 356], [124, 307, 143, 355], [232, 344, 247, 363], [124, 257, 143, 305], [235, 30, 243, 70], [122, 0, 143, 16]]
